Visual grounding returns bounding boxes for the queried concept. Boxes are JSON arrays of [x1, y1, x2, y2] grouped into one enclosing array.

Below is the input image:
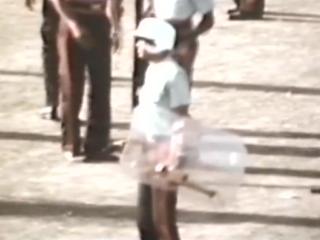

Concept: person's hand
[[25, 0, 36, 11], [135, 40, 147, 58], [67, 20, 94, 49], [66, 20, 82, 39]]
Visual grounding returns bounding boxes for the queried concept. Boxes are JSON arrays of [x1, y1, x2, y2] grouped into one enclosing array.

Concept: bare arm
[[106, 0, 123, 51], [49, 0, 82, 38], [143, 0, 155, 17], [179, 12, 214, 42], [193, 12, 214, 37], [49, 0, 71, 22], [106, 0, 123, 33]]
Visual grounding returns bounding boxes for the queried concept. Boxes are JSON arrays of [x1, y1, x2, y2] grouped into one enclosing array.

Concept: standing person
[[229, 0, 265, 20], [25, 0, 60, 120], [49, 0, 122, 161], [126, 18, 191, 240]]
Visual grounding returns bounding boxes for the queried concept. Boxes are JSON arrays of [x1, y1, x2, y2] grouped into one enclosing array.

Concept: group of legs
[[40, 0, 264, 159]]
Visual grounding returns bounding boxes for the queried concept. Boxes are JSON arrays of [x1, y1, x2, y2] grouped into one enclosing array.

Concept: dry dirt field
[[0, 0, 319, 239]]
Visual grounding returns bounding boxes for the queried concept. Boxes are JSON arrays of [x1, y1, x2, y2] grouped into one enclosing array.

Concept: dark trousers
[[57, 14, 111, 155], [137, 184, 180, 240], [41, 0, 59, 108]]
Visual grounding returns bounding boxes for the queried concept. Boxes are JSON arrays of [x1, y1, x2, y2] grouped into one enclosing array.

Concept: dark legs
[[41, 0, 59, 119], [137, 184, 180, 240]]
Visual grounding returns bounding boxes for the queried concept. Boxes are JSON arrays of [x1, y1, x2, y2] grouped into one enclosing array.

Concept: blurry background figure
[[25, 0, 60, 120], [229, 0, 265, 20], [132, 0, 215, 108], [148, 0, 214, 82], [50, 0, 122, 161]]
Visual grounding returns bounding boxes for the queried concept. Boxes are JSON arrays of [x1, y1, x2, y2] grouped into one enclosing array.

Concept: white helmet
[[135, 18, 176, 53]]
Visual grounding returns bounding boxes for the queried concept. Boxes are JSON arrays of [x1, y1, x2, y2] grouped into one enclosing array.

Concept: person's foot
[[227, 7, 239, 14], [311, 187, 320, 194], [40, 106, 60, 121], [229, 10, 263, 20], [84, 146, 119, 163], [110, 140, 126, 152], [63, 151, 85, 162]]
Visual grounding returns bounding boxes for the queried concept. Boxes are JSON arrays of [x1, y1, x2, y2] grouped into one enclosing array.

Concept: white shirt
[[132, 58, 190, 139], [152, 0, 214, 20]]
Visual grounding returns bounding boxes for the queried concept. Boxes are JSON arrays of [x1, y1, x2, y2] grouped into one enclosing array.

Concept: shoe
[[63, 151, 85, 162], [311, 187, 320, 194], [40, 106, 60, 121], [227, 7, 239, 14], [229, 10, 263, 20], [109, 140, 126, 152], [84, 147, 119, 163]]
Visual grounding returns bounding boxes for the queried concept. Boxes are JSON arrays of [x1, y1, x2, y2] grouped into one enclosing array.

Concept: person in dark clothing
[[49, 0, 122, 161], [26, 0, 60, 120]]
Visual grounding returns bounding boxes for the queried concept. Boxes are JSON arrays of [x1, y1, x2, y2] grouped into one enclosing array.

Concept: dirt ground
[[0, 0, 320, 239]]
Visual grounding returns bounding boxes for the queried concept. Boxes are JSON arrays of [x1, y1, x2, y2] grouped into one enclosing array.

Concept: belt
[[67, 1, 106, 15]]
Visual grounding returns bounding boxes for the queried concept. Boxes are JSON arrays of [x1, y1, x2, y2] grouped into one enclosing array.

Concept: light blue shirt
[[132, 58, 191, 139], [153, 0, 214, 20]]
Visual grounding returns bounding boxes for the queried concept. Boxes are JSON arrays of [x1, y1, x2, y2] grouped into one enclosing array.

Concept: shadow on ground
[[1, 70, 320, 96], [0, 199, 319, 228]]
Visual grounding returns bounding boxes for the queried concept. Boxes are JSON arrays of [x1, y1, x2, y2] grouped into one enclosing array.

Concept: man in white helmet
[[130, 17, 191, 240]]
